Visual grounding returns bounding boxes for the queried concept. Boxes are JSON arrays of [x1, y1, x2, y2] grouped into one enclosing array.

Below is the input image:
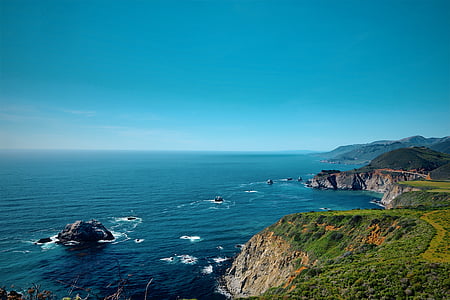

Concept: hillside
[[225, 208, 450, 299], [357, 147, 450, 173], [307, 147, 450, 208], [224, 145, 450, 299], [319, 136, 450, 165]]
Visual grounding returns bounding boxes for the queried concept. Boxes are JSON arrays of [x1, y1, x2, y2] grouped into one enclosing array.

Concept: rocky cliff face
[[306, 170, 422, 207], [382, 184, 421, 208], [224, 230, 311, 298]]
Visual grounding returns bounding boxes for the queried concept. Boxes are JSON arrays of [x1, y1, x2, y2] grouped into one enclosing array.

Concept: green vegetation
[[391, 191, 450, 208], [244, 146, 450, 299], [398, 180, 450, 193], [244, 206, 450, 299], [430, 163, 450, 180], [357, 147, 450, 173], [318, 136, 450, 165]]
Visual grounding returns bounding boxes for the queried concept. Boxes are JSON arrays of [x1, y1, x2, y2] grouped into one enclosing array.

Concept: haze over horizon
[[1, 0, 449, 152]]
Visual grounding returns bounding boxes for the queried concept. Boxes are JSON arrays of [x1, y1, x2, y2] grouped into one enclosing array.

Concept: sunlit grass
[[421, 209, 450, 263], [399, 180, 450, 192]]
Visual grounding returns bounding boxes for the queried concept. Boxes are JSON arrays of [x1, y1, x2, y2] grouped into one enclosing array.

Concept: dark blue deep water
[[0, 151, 381, 299]]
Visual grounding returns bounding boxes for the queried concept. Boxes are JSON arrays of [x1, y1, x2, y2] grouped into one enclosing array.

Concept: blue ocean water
[[0, 151, 381, 299]]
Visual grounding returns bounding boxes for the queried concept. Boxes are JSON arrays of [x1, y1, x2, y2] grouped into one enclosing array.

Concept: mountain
[[320, 136, 450, 164]]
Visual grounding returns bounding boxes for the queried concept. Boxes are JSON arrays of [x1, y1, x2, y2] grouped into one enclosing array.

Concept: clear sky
[[1, 0, 449, 151]]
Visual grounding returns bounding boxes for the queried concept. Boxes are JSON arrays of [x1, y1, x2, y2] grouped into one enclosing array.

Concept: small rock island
[[57, 219, 115, 245]]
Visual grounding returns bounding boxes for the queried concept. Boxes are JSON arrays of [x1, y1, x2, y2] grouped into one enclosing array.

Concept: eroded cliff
[[306, 170, 422, 207], [223, 209, 450, 299], [224, 230, 311, 298]]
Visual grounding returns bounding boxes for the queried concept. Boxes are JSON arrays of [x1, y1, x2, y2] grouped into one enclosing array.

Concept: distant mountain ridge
[[320, 135, 450, 164]]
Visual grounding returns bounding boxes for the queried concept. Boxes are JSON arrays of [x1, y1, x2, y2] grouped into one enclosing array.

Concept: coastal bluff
[[223, 209, 450, 299], [306, 169, 422, 208], [223, 147, 450, 298], [306, 147, 450, 208], [224, 231, 311, 298]]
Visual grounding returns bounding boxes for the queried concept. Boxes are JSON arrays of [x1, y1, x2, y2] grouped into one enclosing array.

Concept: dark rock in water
[[36, 237, 52, 244], [127, 217, 137, 220], [57, 219, 114, 245]]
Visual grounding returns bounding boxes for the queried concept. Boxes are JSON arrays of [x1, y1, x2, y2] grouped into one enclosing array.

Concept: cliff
[[224, 231, 311, 298], [306, 170, 422, 207], [224, 209, 450, 299]]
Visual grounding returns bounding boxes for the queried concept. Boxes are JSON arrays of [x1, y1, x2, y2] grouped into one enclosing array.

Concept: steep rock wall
[[224, 230, 311, 298], [307, 170, 422, 207], [382, 184, 421, 208]]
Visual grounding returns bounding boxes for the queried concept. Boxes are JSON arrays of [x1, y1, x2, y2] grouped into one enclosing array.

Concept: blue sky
[[1, 0, 449, 151]]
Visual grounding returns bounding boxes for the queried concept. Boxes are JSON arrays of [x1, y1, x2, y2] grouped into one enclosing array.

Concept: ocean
[[0, 150, 381, 299]]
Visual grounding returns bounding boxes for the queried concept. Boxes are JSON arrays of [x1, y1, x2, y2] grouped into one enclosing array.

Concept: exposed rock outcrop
[[382, 184, 421, 208], [306, 170, 422, 207], [57, 220, 114, 245], [224, 230, 311, 298]]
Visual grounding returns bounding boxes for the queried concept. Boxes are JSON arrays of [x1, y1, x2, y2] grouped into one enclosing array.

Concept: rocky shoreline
[[305, 169, 422, 207]]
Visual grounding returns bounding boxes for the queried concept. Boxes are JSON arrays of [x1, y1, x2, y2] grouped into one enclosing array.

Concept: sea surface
[[0, 151, 381, 299]]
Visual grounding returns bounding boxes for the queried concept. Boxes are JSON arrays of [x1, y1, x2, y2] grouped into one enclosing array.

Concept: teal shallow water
[[0, 151, 380, 299]]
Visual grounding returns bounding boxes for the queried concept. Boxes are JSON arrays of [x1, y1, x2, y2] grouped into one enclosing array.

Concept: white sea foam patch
[[178, 255, 198, 265], [202, 265, 213, 274], [244, 190, 258, 193], [35, 235, 58, 250], [216, 283, 233, 299], [112, 216, 142, 230], [213, 257, 230, 264], [160, 254, 198, 265], [180, 235, 201, 242], [134, 238, 144, 243], [160, 257, 175, 263], [13, 250, 31, 254], [111, 231, 130, 244]]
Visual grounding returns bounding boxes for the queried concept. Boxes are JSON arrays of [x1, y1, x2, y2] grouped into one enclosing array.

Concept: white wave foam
[[213, 257, 230, 264], [180, 235, 201, 242], [370, 200, 386, 208], [111, 231, 130, 244], [244, 190, 258, 193], [177, 254, 198, 265], [216, 283, 233, 299], [160, 257, 175, 263], [13, 250, 31, 254], [134, 238, 144, 243], [35, 235, 58, 250], [217, 246, 224, 250], [111, 217, 142, 231], [64, 240, 81, 246], [114, 216, 142, 223], [202, 265, 213, 274]]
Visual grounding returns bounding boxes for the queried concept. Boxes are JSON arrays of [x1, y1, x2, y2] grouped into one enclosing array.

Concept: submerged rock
[[57, 219, 114, 245], [36, 237, 52, 244]]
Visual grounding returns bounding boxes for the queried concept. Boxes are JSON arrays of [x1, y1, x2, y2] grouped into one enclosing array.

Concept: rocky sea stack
[[57, 219, 114, 245]]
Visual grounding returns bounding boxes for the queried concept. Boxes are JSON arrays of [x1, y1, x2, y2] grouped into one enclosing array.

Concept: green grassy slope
[[319, 136, 450, 164], [431, 163, 450, 180], [357, 147, 450, 173], [246, 207, 450, 300]]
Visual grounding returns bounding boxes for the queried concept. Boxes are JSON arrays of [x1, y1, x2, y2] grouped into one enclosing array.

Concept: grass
[[398, 180, 450, 192], [247, 207, 450, 299], [420, 209, 450, 263]]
